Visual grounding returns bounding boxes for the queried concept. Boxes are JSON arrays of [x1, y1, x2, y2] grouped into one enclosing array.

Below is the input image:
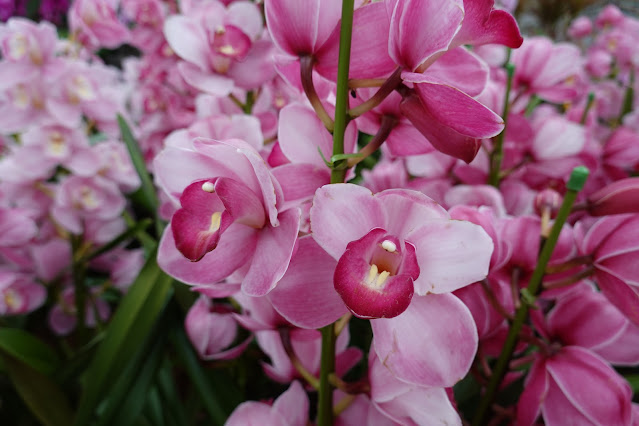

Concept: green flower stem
[[580, 92, 595, 125], [488, 63, 515, 187], [472, 166, 589, 426], [328, 0, 354, 186], [318, 1, 355, 425]]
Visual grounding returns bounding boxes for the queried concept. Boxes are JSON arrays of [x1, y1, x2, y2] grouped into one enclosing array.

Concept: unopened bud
[[534, 189, 562, 218]]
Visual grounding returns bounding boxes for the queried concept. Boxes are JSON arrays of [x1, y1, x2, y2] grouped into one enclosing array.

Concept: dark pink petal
[[158, 223, 256, 285], [516, 357, 548, 426], [451, 0, 523, 48], [597, 272, 639, 326], [315, 2, 395, 80], [545, 347, 633, 425], [400, 93, 483, 164], [385, 121, 435, 156], [269, 236, 346, 329], [388, 0, 464, 71], [403, 73, 504, 139], [195, 138, 282, 226], [371, 293, 478, 387], [592, 320, 639, 366], [241, 208, 300, 296], [548, 285, 626, 350], [406, 219, 493, 295], [423, 47, 489, 97], [587, 178, 639, 216], [171, 179, 232, 261], [265, 0, 338, 56], [214, 177, 266, 228], [310, 184, 385, 259]]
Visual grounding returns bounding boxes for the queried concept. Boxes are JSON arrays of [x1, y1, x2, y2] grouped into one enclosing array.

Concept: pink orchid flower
[[310, 184, 490, 387], [576, 214, 639, 325], [226, 381, 309, 426], [155, 138, 300, 296]]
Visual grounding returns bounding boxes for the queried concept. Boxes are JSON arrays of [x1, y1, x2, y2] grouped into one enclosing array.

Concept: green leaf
[[118, 115, 158, 213], [2, 353, 74, 426], [171, 329, 234, 425], [0, 328, 60, 375], [117, 114, 165, 237], [73, 249, 174, 426], [626, 374, 639, 393], [95, 327, 167, 426]]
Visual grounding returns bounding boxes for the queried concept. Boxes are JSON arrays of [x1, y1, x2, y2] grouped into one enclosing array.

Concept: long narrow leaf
[[95, 328, 167, 426], [118, 114, 158, 214], [2, 354, 74, 426], [170, 329, 229, 425], [74, 249, 173, 426], [0, 328, 60, 375]]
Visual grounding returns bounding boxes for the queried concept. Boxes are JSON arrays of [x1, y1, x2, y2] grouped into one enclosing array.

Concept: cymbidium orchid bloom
[[310, 184, 489, 387], [155, 137, 300, 296], [163, 0, 274, 96], [226, 381, 309, 426], [517, 284, 638, 425], [311, 183, 493, 319], [576, 214, 639, 325]]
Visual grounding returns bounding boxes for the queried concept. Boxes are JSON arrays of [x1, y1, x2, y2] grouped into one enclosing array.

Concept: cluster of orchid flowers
[[1, 0, 639, 424]]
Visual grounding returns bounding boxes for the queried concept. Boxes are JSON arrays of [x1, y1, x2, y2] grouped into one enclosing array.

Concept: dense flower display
[[1, 1, 639, 425]]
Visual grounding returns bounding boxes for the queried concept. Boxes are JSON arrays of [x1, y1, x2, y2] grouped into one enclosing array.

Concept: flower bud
[[534, 188, 562, 218]]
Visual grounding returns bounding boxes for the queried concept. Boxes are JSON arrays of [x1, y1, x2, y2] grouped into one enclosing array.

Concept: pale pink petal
[[163, 16, 208, 70], [272, 381, 309, 426], [271, 164, 330, 206], [375, 189, 449, 237], [157, 223, 256, 286], [407, 220, 493, 295], [278, 103, 335, 167], [178, 62, 235, 96], [226, 401, 287, 426], [269, 236, 347, 329], [241, 208, 300, 296], [310, 184, 385, 259], [371, 293, 478, 387]]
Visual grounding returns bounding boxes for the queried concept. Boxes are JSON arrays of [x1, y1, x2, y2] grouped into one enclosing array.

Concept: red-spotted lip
[[333, 228, 419, 319]]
